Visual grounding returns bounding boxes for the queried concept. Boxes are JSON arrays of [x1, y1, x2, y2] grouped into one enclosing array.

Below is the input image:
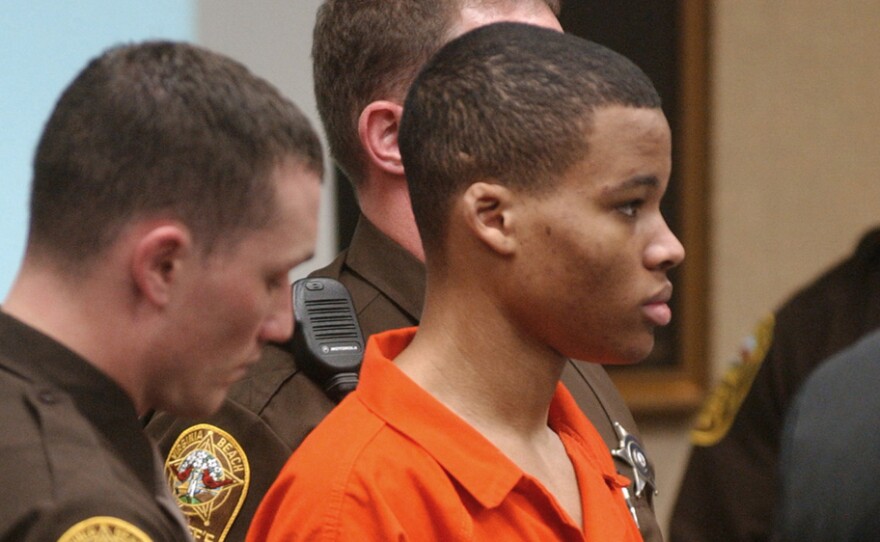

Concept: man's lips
[[642, 285, 673, 326]]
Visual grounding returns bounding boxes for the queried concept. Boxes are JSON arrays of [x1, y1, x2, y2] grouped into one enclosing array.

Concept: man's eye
[[618, 200, 643, 217]]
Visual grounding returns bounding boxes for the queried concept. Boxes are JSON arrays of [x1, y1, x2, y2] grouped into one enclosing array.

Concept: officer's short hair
[[312, 0, 561, 187], [399, 22, 661, 252], [30, 40, 323, 270]]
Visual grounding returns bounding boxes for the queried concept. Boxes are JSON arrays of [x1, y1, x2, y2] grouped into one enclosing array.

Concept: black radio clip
[[290, 277, 364, 403]]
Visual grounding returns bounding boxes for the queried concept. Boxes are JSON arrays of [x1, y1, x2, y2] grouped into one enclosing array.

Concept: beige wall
[[196, 0, 336, 280], [711, 0, 880, 377], [198, 0, 880, 536]]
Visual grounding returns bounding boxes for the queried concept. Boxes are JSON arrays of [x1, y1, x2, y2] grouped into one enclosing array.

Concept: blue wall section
[[0, 1, 194, 299]]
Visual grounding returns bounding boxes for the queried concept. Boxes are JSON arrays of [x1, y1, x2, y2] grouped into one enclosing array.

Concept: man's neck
[[394, 282, 566, 437], [393, 282, 583, 527], [357, 174, 426, 262], [4, 261, 149, 414]]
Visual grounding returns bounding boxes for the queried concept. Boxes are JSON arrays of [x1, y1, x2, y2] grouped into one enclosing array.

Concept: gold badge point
[[164, 424, 250, 542]]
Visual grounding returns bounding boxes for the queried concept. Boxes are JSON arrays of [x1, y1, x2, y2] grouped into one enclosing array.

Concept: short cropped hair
[[399, 22, 661, 252], [312, 0, 561, 187], [30, 41, 323, 269]]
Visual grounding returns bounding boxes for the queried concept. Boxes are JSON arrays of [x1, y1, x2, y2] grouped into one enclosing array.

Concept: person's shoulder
[[146, 344, 333, 449], [144, 343, 336, 540], [308, 250, 347, 281], [763, 225, 880, 372], [0, 370, 54, 536], [2, 510, 159, 542], [310, 251, 387, 320], [0, 364, 42, 434], [257, 397, 459, 541], [779, 225, 880, 314], [260, 397, 387, 519], [285, 393, 383, 462], [0, 369, 91, 482], [777, 329, 880, 541], [225, 343, 316, 413], [782, 329, 880, 461], [797, 328, 880, 402], [2, 491, 178, 542], [854, 225, 880, 260], [0, 384, 172, 541], [0, 376, 48, 458], [279, 394, 431, 491]]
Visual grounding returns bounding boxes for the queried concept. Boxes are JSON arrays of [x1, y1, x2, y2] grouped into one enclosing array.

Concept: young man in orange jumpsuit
[[250, 22, 683, 541]]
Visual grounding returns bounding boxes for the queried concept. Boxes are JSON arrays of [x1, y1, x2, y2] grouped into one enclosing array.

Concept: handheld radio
[[290, 277, 364, 403]]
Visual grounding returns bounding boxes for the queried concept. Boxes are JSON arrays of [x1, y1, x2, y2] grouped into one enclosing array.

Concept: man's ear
[[358, 100, 405, 177], [130, 223, 192, 307], [461, 182, 517, 255]]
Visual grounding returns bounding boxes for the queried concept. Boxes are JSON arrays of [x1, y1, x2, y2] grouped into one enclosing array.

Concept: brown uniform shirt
[[0, 311, 191, 542], [670, 227, 880, 542], [146, 215, 662, 542]]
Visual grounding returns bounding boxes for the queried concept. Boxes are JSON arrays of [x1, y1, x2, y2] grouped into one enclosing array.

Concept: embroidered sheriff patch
[[165, 424, 249, 542], [691, 314, 775, 446], [58, 516, 152, 541]]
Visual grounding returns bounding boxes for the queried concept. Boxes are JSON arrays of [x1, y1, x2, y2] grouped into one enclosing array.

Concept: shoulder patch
[[165, 424, 250, 542], [691, 314, 775, 446], [57, 516, 152, 542]]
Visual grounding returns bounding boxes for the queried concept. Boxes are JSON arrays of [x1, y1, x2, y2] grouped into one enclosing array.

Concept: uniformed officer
[[146, 2, 663, 541], [0, 41, 323, 541], [670, 227, 880, 541]]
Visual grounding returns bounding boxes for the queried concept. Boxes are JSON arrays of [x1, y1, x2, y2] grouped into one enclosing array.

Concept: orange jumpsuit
[[248, 327, 643, 542]]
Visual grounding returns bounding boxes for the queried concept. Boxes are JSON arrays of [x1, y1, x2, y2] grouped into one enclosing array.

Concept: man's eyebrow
[[603, 175, 660, 194]]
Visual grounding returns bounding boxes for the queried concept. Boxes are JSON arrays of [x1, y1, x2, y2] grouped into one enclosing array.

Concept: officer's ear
[[358, 100, 405, 177], [130, 222, 193, 307], [461, 181, 517, 256]]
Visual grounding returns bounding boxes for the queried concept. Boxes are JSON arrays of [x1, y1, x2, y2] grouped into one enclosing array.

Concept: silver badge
[[611, 422, 657, 498]]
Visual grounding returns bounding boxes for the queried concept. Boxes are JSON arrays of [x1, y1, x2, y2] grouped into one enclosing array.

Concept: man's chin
[[162, 389, 228, 420], [566, 337, 655, 366]]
